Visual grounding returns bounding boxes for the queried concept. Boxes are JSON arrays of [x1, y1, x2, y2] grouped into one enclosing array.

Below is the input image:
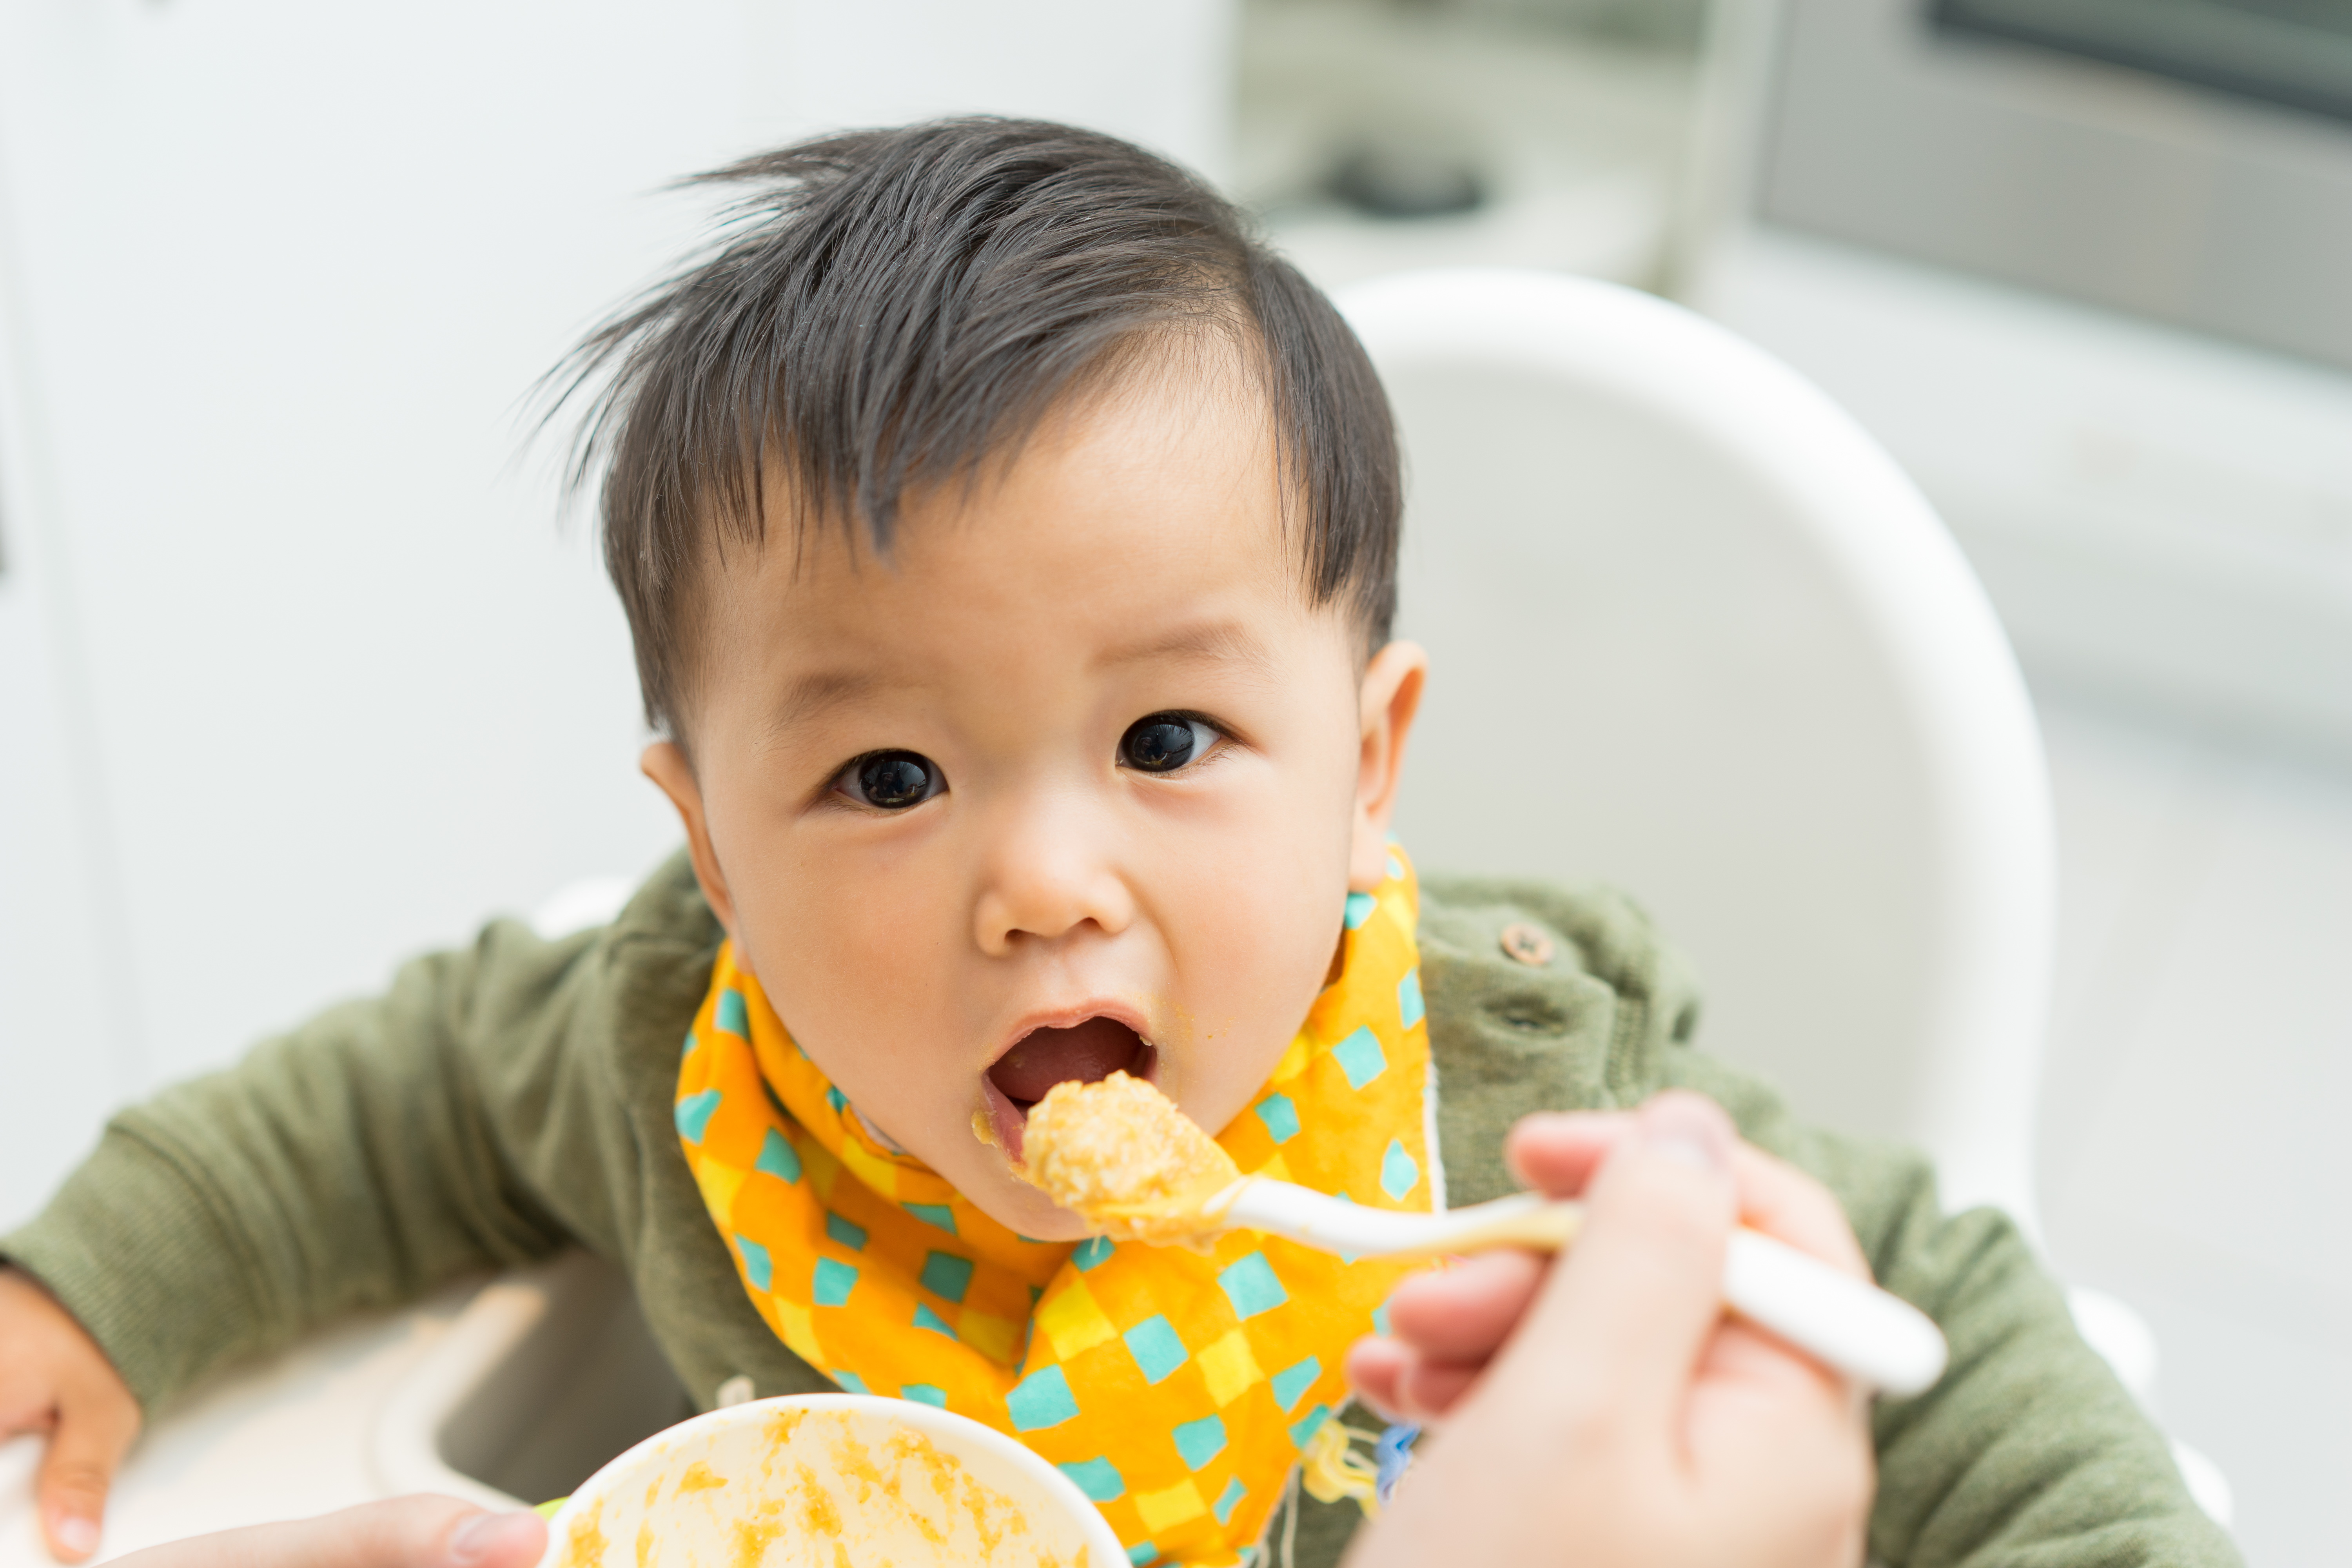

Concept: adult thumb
[[1514, 1091, 1739, 1431], [37, 1382, 140, 1563]]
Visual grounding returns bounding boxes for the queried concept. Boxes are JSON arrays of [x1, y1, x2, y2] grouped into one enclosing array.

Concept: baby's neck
[[851, 1103, 909, 1156]]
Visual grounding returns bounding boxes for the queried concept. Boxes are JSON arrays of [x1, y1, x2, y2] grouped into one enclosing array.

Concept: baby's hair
[[544, 117, 1401, 741]]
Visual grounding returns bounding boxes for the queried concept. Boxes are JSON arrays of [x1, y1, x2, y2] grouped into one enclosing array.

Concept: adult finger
[[1345, 1334, 1410, 1421], [1728, 1144, 1870, 1280], [1501, 1111, 1634, 1198], [1491, 1091, 1739, 1434], [110, 1496, 548, 1568], [1508, 1112, 1867, 1281], [1392, 1357, 1483, 1420], [1693, 1314, 1857, 1406], [1346, 1336, 1492, 1424], [1688, 1325, 1876, 1557], [36, 1381, 140, 1563], [1381, 1251, 1546, 1364]]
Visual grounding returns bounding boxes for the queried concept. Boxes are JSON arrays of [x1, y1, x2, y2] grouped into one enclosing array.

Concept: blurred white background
[[0, 0, 1230, 1210], [2, 0, 2347, 1561]]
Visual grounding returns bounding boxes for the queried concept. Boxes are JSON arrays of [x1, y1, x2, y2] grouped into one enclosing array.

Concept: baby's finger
[[1501, 1111, 1635, 1198], [1728, 1144, 1870, 1281], [36, 1380, 140, 1563], [1382, 1251, 1546, 1363]]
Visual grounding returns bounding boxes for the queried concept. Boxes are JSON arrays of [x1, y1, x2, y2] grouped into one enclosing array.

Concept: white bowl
[[534, 1393, 1125, 1567]]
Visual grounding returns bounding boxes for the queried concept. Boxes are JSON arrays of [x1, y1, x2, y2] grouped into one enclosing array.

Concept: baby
[[0, 120, 2232, 1568]]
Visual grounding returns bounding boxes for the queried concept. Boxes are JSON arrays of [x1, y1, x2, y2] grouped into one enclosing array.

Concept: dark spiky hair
[[546, 117, 1401, 740]]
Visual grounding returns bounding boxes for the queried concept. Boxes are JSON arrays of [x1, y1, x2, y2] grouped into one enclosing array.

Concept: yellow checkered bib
[[675, 849, 1436, 1566]]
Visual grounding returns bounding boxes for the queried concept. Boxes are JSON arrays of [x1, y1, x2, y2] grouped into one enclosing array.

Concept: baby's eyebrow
[[1094, 619, 1278, 677], [764, 620, 1275, 744], [767, 668, 886, 735]]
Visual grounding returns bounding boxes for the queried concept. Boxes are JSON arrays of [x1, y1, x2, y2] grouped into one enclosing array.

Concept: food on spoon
[[1015, 1071, 1242, 1247]]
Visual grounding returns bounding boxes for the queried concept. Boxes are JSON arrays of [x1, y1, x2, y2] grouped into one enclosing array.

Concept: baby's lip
[[983, 1006, 1157, 1162], [982, 1077, 1033, 1163]]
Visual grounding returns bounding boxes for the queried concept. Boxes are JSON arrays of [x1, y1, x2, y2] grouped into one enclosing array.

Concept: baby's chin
[[957, 1153, 1098, 1241]]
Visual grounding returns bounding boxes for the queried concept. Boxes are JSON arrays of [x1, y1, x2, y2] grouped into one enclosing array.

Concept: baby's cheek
[[740, 909, 957, 1105], [1171, 882, 1340, 1109]]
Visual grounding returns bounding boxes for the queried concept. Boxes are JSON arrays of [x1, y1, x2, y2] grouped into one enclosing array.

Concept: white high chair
[[1342, 268, 2229, 1527], [0, 273, 2219, 1568], [1341, 266, 2056, 1226]]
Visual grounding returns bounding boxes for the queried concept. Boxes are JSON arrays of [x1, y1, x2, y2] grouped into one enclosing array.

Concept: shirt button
[[1499, 922, 1555, 967]]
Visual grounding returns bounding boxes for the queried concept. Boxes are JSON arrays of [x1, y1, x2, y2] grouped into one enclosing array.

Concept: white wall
[[0, 0, 1235, 1231]]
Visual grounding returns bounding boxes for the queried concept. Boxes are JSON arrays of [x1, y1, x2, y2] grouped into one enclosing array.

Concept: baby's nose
[[971, 807, 1134, 953]]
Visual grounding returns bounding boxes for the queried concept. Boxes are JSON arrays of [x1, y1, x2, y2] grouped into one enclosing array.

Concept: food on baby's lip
[[1014, 1070, 1243, 1247], [983, 1015, 1154, 1158]]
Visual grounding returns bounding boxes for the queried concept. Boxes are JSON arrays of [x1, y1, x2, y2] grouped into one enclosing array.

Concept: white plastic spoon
[[1209, 1181, 1949, 1397]]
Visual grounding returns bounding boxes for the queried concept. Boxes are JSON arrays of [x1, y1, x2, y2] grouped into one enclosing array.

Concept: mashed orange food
[[556, 1408, 1091, 1568], [1016, 1071, 1242, 1247]]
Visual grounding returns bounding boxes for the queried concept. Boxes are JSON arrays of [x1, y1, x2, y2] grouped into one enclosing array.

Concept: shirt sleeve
[[1662, 1049, 2242, 1568], [0, 908, 645, 1411]]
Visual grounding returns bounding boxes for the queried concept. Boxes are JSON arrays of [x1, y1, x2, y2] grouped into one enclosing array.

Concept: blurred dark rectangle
[[1759, 0, 2352, 374], [1933, 0, 2352, 125]]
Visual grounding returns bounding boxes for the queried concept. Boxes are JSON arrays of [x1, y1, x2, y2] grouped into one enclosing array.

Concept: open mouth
[[984, 1016, 1155, 1163]]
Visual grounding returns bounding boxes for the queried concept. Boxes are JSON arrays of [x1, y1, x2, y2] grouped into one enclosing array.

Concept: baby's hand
[[0, 1268, 141, 1563]]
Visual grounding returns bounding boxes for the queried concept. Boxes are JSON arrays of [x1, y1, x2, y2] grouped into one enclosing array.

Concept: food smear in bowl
[[1013, 1070, 1242, 1247], [548, 1402, 1099, 1567]]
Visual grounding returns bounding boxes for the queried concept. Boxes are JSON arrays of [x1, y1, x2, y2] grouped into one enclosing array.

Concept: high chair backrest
[[1340, 269, 2055, 1229]]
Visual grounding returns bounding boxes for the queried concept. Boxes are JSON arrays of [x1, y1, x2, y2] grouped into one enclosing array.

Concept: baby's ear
[[1350, 641, 1427, 891], [642, 741, 740, 939]]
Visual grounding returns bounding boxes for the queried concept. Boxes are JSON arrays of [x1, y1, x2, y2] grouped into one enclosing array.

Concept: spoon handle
[[1421, 1199, 1947, 1396], [1215, 1183, 1946, 1396], [1720, 1229, 1947, 1397], [1393, 1195, 1583, 1256]]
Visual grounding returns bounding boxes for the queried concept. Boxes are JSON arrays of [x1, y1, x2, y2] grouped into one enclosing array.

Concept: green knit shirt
[[2, 853, 2237, 1567]]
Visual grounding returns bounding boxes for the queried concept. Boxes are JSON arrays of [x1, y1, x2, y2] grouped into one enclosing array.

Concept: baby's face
[[650, 357, 1421, 1240]]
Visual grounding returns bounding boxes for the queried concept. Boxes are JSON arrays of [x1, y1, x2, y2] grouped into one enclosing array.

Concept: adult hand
[[108, 1496, 546, 1568], [0, 1268, 141, 1563], [1344, 1091, 1876, 1568]]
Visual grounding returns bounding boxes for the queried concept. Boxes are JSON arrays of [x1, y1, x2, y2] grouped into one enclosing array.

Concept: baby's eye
[[835, 750, 946, 810], [1119, 713, 1221, 773]]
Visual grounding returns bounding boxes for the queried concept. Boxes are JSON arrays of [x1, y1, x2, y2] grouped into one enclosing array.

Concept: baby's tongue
[[989, 1018, 1148, 1107]]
